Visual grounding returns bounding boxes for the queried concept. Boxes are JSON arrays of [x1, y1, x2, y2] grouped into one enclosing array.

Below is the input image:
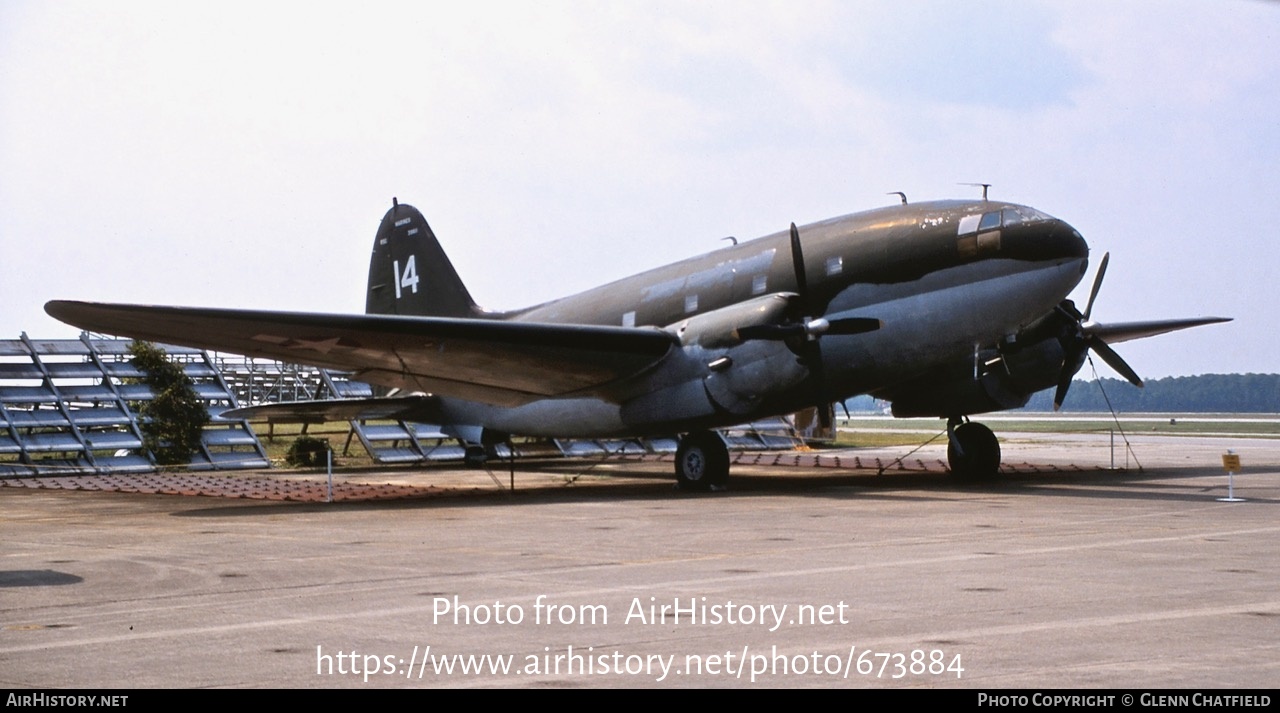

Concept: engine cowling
[[620, 294, 810, 425], [889, 337, 1066, 418]]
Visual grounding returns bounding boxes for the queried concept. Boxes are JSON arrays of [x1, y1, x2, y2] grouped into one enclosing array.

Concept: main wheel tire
[[675, 432, 729, 491], [463, 445, 488, 469], [947, 422, 1001, 479]]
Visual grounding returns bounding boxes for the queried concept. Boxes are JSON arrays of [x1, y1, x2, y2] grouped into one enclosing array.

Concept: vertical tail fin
[[366, 199, 482, 318]]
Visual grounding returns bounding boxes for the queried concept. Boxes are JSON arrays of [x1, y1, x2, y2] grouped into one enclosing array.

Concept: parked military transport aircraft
[[46, 195, 1229, 488]]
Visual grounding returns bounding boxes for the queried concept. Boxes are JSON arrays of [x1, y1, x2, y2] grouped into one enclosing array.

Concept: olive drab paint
[[366, 201, 483, 319]]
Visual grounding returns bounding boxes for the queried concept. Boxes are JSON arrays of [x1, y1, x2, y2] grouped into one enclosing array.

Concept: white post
[[1218, 450, 1244, 502]]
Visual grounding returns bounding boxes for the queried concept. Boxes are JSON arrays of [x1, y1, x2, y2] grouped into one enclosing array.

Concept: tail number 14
[[392, 256, 420, 299]]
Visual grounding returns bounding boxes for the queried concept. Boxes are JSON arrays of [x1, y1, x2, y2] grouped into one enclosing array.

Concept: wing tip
[[44, 299, 85, 325]]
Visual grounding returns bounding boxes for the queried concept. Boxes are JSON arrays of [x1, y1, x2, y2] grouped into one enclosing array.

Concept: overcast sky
[[2, 1, 1275, 378]]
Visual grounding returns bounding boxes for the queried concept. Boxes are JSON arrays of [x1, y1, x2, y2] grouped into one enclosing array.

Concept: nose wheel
[[675, 431, 730, 491], [947, 419, 1001, 479]]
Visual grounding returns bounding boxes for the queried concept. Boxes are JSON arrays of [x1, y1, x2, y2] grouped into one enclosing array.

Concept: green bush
[[128, 341, 210, 466], [286, 435, 331, 467]]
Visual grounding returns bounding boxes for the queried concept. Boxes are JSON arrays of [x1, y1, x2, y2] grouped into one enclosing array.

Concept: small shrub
[[286, 436, 331, 467], [128, 341, 210, 466]]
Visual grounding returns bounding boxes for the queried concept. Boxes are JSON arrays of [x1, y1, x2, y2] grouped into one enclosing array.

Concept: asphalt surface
[[2, 433, 1277, 689]]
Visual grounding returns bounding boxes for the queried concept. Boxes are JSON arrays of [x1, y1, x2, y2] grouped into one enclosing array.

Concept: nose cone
[[1002, 216, 1088, 263], [1053, 219, 1089, 260]]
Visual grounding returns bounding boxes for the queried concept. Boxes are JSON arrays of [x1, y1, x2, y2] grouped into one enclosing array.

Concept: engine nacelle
[[669, 293, 794, 349], [889, 337, 1066, 418], [620, 294, 810, 426]]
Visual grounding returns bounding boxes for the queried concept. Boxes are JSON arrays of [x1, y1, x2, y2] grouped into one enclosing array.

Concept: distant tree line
[[842, 374, 1280, 414], [1021, 374, 1280, 413]]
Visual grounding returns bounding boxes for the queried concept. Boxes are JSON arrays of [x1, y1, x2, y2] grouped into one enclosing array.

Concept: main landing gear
[[675, 431, 729, 491], [946, 417, 1001, 479], [463, 445, 488, 469]]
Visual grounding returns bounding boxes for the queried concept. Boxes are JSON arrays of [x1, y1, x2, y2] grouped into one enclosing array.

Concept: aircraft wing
[[45, 301, 677, 407]]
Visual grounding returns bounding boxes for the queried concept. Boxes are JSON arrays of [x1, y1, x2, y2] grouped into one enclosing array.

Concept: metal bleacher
[[315, 370, 471, 463], [0, 334, 268, 476], [215, 361, 474, 463]]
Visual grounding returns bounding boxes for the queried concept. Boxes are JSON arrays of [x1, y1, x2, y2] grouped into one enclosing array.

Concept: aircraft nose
[[1001, 216, 1088, 263], [1053, 219, 1088, 260]]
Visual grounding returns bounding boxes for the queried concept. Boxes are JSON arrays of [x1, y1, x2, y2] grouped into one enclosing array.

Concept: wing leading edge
[[45, 301, 677, 407]]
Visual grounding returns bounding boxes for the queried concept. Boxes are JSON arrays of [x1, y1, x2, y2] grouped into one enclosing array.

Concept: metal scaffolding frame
[[0, 335, 268, 476]]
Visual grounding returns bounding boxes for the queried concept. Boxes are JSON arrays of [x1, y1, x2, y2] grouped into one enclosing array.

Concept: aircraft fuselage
[[442, 199, 1089, 438]]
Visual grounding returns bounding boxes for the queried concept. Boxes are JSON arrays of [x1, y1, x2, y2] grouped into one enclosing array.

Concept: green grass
[[833, 430, 941, 448], [249, 421, 378, 468], [238, 414, 1280, 470], [838, 415, 1280, 439]]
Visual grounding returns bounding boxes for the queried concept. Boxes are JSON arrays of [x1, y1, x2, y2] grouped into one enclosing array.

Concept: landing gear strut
[[675, 431, 729, 491], [946, 417, 1001, 479]]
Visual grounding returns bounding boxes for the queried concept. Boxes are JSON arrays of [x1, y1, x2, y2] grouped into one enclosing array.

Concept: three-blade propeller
[[1049, 249, 1141, 409], [735, 223, 881, 425], [1053, 252, 1143, 410], [1050, 252, 1231, 410], [735, 224, 882, 340]]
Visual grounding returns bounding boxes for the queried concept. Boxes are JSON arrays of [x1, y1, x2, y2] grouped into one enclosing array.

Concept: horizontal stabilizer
[[221, 395, 440, 424]]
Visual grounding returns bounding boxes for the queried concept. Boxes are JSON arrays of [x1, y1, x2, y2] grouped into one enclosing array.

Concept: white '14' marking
[[392, 255, 420, 299]]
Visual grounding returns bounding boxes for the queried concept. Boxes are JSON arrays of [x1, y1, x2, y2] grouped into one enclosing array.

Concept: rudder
[[366, 199, 482, 318]]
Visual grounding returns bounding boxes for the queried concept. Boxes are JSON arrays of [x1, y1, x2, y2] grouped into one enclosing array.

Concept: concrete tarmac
[[2, 433, 1277, 688]]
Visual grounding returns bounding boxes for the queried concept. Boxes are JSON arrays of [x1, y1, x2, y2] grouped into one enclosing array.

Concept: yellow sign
[[1222, 453, 1242, 472]]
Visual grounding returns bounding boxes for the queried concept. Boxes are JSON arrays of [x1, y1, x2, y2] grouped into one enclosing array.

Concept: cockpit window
[[958, 205, 1055, 236], [959, 209, 1013, 258], [1003, 206, 1054, 225]]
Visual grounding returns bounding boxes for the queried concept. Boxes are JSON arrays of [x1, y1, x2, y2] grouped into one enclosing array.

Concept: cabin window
[[684, 294, 698, 313], [622, 311, 636, 327], [752, 274, 767, 295], [825, 256, 843, 276]]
